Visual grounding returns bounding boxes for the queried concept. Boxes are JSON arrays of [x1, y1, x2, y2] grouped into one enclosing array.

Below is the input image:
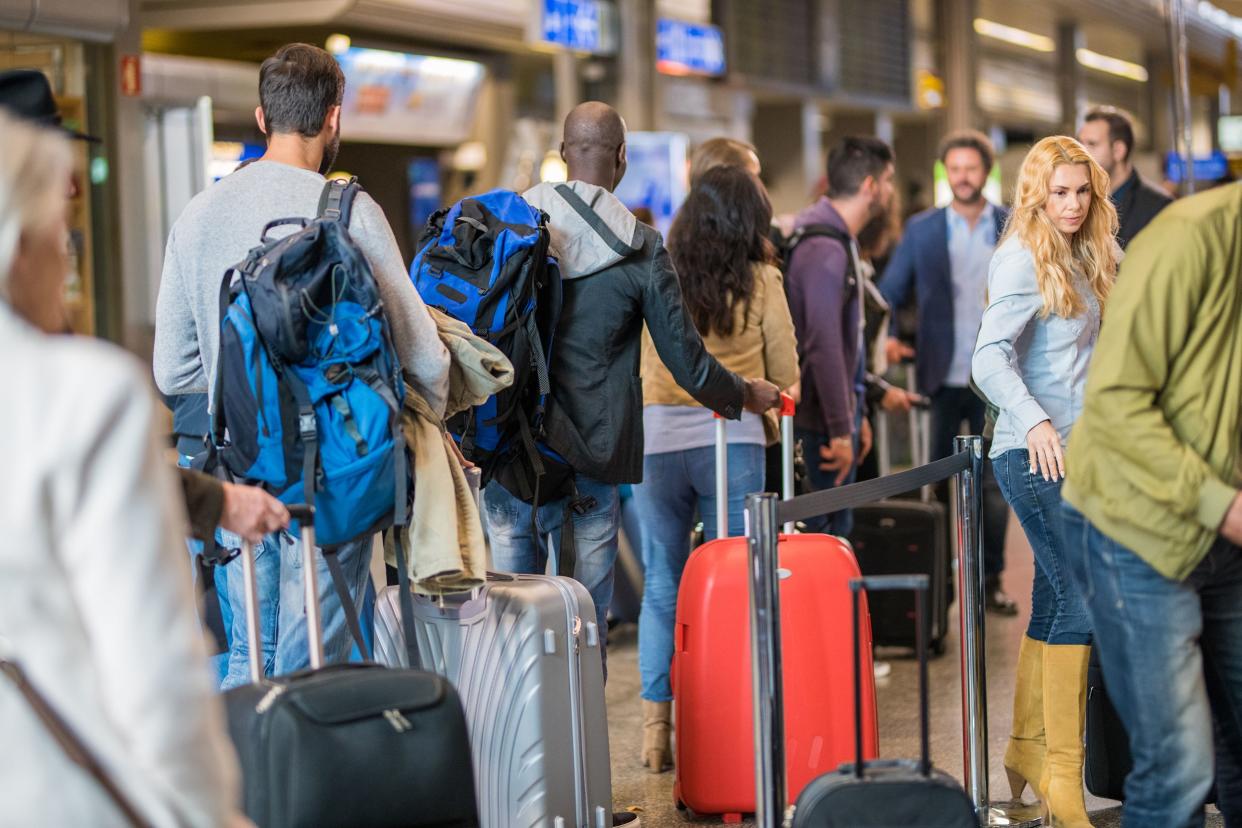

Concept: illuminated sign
[[656, 19, 726, 77]]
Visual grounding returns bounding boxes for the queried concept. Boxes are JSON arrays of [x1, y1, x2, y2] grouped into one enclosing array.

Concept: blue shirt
[[972, 236, 1101, 459], [945, 202, 997, 387]]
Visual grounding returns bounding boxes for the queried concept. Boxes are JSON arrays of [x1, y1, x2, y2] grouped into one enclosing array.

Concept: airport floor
[[602, 516, 1226, 827]]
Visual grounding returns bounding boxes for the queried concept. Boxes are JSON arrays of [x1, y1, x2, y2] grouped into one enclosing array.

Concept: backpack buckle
[[299, 412, 317, 440]]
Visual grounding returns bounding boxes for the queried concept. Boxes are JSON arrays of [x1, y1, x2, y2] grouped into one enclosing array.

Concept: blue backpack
[[410, 189, 564, 504], [211, 177, 407, 549]]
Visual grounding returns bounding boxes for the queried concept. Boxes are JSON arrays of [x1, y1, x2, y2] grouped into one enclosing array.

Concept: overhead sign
[[333, 47, 486, 146], [539, 0, 617, 55], [1165, 150, 1229, 183], [656, 19, 725, 77]]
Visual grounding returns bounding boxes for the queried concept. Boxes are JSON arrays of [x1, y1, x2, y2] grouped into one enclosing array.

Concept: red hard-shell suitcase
[[672, 398, 879, 820]]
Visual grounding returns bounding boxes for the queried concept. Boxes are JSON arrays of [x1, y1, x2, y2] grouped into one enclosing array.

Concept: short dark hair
[[258, 43, 344, 138], [826, 136, 894, 199], [938, 129, 994, 171], [1084, 106, 1135, 162]]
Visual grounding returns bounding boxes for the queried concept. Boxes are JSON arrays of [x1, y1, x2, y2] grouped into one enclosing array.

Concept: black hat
[[0, 69, 100, 142]]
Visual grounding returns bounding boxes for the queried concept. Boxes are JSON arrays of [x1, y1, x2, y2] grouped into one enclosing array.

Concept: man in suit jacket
[[1078, 106, 1172, 249], [879, 129, 1016, 615]]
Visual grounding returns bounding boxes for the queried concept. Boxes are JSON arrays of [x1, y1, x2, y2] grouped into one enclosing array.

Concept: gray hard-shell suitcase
[[374, 572, 613, 828]]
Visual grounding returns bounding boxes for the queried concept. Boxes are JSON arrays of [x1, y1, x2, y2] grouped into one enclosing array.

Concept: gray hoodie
[[523, 180, 744, 484]]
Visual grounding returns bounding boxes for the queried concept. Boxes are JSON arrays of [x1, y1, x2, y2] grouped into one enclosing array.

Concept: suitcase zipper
[[255, 683, 286, 714]]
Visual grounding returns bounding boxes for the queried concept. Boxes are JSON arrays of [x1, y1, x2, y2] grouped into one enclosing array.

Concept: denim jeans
[[929, 386, 1007, 578], [992, 449, 1090, 644], [483, 475, 620, 675], [795, 426, 858, 538], [630, 443, 765, 702], [1062, 503, 1242, 828], [215, 527, 281, 690]]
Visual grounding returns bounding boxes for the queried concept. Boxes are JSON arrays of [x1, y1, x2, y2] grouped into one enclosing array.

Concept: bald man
[[483, 102, 780, 677]]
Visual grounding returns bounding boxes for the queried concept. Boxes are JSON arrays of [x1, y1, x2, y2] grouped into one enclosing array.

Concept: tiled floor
[[604, 516, 1224, 827]]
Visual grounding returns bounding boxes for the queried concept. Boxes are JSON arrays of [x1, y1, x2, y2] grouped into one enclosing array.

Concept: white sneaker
[[873, 660, 892, 679]]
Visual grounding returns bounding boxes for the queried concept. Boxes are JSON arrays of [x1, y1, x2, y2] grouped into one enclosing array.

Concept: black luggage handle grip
[[287, 504, 315, 522], [261, 217, 311, 243], [849, 575, 932, 780]]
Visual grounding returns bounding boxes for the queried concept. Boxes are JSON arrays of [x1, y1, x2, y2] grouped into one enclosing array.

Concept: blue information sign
[[542, 0, 604, 53], [1165, 150, 1229, 183], [656, 19, 726, 77]]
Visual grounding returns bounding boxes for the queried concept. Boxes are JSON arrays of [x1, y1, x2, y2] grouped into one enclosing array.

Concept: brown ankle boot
[[1003, 636, 1046, 801], [1039, 644, 1093, 827], [641, 700, 672, 773]]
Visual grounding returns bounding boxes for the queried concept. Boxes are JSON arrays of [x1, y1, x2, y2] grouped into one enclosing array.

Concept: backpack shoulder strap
[[317, 176, 361, 225], [792, 222, 852, 249]]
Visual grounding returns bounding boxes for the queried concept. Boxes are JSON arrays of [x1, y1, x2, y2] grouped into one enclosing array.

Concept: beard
[[953, 183, 984, 204], [319, 130, 341, 176]]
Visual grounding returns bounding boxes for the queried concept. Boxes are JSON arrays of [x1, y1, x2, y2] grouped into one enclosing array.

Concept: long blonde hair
[[0, 111, 73, 301], [1002, 135, 1118, 318]]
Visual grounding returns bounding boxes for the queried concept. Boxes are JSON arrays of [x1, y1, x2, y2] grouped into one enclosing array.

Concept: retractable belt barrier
[[748, 436, 1042, 828], [774, 451, 969, 526]]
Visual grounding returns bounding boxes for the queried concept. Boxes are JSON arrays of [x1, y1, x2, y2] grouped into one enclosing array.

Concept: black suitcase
[[791, 574, 976, 827], [849, 500, 950, 654], [223, 511, 478, 828], [1085, 644, 1131, 800]]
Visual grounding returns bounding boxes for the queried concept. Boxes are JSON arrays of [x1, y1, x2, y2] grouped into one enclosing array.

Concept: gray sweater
[[153, 160, 449, 415]]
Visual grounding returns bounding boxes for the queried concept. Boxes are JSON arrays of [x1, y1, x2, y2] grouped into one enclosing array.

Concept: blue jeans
[[1062, 503, 1242, 828], [795, 426, 857, 538], [992, 449, 1090, 644], [630, 444, 765, 702], [483, 475, 620, 674], [216, 532, 372, 690]]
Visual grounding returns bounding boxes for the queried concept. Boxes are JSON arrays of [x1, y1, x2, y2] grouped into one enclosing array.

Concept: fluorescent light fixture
[[1076, 48, 1149, 82], [973, 18, 1055, 52]]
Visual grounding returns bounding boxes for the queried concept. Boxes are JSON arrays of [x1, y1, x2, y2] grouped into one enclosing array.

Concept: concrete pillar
[[937, 0, 977, 133], [616, 0, 656, 130], [113, 0, 155, 355], [802, 99, 822, 201], [1057, 21, 1084, 136], [554, 50, 580, 125]]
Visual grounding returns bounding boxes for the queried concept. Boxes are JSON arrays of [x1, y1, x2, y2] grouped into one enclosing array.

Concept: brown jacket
[[641, 262, 799, 444]]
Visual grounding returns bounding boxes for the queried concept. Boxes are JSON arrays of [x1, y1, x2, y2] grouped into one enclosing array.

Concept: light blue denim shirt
[[972, 236, 1101, 459], [946, 202, 997, 387]]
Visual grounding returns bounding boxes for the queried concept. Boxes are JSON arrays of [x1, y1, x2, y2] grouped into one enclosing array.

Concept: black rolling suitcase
[[1085, 644, 1131, 800], [223, 510, 478, 828], [850, 500, 950, 654], [792, 574, 976, 827]]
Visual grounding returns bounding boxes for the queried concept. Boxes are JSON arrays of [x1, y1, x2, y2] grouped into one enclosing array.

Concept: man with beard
[[879, 130, 1017, 615], [787, 136, 896, 537], [154, 43, 448, 687], [1078, 106, 1172, 249]]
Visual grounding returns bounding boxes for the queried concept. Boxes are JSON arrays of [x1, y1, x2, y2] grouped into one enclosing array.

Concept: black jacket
[[525, 181, 745, 484], [1114, 169, 1173, 249]]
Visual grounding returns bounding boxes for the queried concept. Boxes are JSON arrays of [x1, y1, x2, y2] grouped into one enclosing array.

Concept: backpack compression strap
[[317, 176, 360, 225]]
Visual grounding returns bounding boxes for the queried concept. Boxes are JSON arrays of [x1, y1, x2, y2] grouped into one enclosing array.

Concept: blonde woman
[[0, 111, 246, 826], [972, 136, 1119, 826]]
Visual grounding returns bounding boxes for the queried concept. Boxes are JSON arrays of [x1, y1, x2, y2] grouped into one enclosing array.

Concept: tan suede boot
[[1039, 644, 1094, 827], [641, 700, 672, 773], [1004, 636, 1046, 801]]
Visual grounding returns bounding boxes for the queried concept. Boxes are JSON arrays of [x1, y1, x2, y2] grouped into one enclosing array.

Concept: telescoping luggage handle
[[714, 393, 797, 539], [237, 504, 422, 684], [849, 575, 932, 778]]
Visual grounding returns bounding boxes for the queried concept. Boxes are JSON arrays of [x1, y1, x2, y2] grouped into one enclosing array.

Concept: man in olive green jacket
[[1061, 182, 1242, 827]]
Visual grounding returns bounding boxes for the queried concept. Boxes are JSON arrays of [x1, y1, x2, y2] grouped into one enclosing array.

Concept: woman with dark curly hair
[[632, 165, 799, 772]]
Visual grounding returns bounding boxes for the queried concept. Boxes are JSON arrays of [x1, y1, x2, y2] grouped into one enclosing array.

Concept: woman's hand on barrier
[[1025, 420, 1065, 483], [819, 436, 855, 486]]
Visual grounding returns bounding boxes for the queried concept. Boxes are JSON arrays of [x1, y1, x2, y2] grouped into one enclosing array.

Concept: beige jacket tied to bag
[[386, 308, 514, 595]]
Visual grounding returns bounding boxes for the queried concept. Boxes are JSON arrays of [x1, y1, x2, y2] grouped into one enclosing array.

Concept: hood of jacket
[[524, 180, 641, 280]]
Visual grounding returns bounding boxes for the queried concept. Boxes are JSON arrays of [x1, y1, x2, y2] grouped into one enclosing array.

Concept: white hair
[[0, 110, 74, 300]]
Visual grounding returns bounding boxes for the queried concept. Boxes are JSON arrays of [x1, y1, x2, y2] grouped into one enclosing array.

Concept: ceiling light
[[326, 34, 352, 55], [973, 18, 1055, 52], [1076, 48, 1149, 82], [539, 151, 567, 184]]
